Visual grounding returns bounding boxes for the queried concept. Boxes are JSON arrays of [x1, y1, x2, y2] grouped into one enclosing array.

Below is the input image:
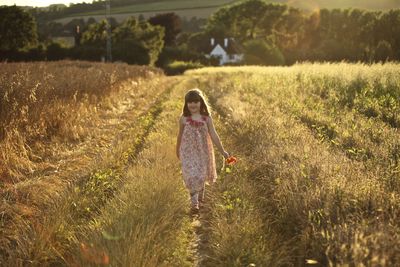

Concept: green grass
[[186, 62, 400, 266]]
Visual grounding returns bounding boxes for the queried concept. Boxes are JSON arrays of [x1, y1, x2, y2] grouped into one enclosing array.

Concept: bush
[[163, 60, 204, 75], [46, 42, 68, 60], [243, 39, 285, 66], [112, 39, 150, 65], [374, 40, 393, 62]]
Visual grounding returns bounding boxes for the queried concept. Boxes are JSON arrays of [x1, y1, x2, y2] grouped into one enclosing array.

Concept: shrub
[[163, 60, 204, 75]]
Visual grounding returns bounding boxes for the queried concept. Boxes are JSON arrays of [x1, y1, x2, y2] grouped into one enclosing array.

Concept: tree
[[0, 6, 38, 51], [374, 40, 393, 62], [148, 12, 182, 45], [243, 39, 285, 65], [81, 19, 108, 46], [112, 17, 165, 65], [375, 9, 400, 60], [206, 0, 287, 42]]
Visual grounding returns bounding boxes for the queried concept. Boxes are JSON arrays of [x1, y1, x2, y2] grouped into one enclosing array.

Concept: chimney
[[224, 38, 228, 47], [211, 38, 215, 46]]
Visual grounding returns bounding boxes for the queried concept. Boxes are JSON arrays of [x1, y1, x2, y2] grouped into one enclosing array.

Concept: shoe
[[190, 204, 199, 214]]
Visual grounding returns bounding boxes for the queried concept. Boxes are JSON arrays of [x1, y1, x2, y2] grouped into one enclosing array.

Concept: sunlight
[[286, 0, 320, 13], [1, 0, 93, 7]]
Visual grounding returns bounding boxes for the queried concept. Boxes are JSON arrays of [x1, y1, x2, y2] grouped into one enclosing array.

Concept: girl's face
[[187, 100, 201, 114]]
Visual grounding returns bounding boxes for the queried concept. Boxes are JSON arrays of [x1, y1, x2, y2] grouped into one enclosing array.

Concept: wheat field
[[1, 61, 399, 266]]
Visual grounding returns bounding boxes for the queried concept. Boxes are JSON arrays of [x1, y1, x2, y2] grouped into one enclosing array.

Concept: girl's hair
[[182, 88, 211, 117]]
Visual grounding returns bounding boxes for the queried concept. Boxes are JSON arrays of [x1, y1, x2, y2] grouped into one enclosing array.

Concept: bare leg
[[190, 191, 199, 209], [198, 182, 206, 203]]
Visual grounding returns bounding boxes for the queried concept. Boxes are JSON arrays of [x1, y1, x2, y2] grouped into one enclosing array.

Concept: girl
[[176, 88, 230, 213]]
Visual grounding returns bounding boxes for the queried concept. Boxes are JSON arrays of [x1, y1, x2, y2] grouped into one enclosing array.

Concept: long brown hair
[[182, 88, 211, 117]]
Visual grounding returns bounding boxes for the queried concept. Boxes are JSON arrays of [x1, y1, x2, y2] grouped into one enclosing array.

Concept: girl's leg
[[190, 190, 199, 209], [198, 182, 206, 203]]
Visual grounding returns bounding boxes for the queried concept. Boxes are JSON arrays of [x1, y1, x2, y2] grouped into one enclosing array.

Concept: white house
[[206, 37, 244, 65]]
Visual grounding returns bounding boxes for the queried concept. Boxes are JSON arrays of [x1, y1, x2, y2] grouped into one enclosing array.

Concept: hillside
[[53, 0, 400, 24]]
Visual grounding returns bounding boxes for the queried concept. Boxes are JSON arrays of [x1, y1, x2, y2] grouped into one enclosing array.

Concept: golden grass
[[0, 60, 175, 265], [0, 60, 162, 182], [2, 61, 399, 266], [62, 77, 197, 266]]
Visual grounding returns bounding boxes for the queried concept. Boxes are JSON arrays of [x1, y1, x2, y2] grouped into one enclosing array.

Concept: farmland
[[0, 61, 399, 266], [52, 0, 400, 23]]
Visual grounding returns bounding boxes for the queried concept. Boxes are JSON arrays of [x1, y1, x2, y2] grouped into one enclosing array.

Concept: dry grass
[[2, 61, 399, 266], [0, 60, 175, 265], [0, 60, 162, 182], [62, 77, 197, 266]]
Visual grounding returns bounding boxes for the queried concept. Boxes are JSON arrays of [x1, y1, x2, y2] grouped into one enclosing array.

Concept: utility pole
[[105, 0, 112, 62]]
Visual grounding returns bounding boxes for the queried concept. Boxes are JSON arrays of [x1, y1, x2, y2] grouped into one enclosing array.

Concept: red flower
[[226, 156, 237, 165]]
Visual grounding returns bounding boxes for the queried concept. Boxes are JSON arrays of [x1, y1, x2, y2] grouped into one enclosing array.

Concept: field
[[54, 0, 236, 23], [1, 61, 399, 266], [53, 0, 400, 23]]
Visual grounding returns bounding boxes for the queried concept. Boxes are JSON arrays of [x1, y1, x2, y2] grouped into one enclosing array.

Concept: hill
[[53, 0, 400, 24]]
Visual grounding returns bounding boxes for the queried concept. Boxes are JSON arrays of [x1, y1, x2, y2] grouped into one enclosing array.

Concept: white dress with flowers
[[179, 115, 217, 193]]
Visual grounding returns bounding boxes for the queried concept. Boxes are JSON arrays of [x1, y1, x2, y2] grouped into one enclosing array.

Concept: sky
[[0, 0, 93, 7]]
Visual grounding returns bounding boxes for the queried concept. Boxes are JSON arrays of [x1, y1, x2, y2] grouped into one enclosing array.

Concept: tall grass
[[0, 60, 162, 182], [61, 77, 197, 266], [187, 62, 400, 266], [0, 60, 172, 265]]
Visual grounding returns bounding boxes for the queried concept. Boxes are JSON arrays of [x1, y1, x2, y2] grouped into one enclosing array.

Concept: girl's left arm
[[207, 116, 229, 159], [176, 116, 185, 159]]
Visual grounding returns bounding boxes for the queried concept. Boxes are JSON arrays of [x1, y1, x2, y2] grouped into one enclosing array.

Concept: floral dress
[[179, 115, 217, 194]]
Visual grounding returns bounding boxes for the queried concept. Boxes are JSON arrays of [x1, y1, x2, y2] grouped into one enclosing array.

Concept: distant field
[[54, 0, 236, 23], [54, 6, 220, 23], [73, 0, 235, 16], [54, 0, 400, 24]]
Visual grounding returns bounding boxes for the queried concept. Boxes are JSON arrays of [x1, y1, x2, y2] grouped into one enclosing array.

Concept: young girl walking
[[176, 88, 230, 213]]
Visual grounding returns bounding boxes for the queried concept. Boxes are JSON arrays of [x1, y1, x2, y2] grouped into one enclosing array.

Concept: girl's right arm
[[176, 116, 185, 159]]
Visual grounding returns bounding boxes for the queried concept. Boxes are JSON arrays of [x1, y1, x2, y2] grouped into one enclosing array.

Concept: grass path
[[63, 74, 235, 266], [59, 76, 200, 266], [64, 65, 400, 267]]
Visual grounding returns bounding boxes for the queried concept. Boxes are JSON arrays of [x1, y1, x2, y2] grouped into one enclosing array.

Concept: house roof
[[207, 37, 244, 55]]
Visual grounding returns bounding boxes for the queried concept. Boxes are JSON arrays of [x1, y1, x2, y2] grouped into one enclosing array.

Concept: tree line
[[1, 0, 399, 69], [199, 0, 400, 64]]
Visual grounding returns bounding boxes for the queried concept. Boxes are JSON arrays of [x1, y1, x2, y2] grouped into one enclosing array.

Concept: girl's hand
[[223, 150, 229, 159]]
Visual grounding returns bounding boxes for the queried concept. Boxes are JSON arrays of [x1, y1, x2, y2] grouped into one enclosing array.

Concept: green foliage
[[148, 12, 182, 45], [374, 40, 393, 62], [46, 42, 68, 60], [243, 39, 285, 65], [164, 60, 204, 75], [201, 0, 400, 64], [77, 17, 165, 65], [0, 6, 38, 51], [81, 19, 108, 46], [206, 1, 287, 41], [112, 39, 150, 65], [113, 17, 165, 65]]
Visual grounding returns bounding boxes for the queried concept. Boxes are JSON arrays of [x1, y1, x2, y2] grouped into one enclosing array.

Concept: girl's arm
[[176, 116, 185, 159], [206, 116, 229, 159]]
